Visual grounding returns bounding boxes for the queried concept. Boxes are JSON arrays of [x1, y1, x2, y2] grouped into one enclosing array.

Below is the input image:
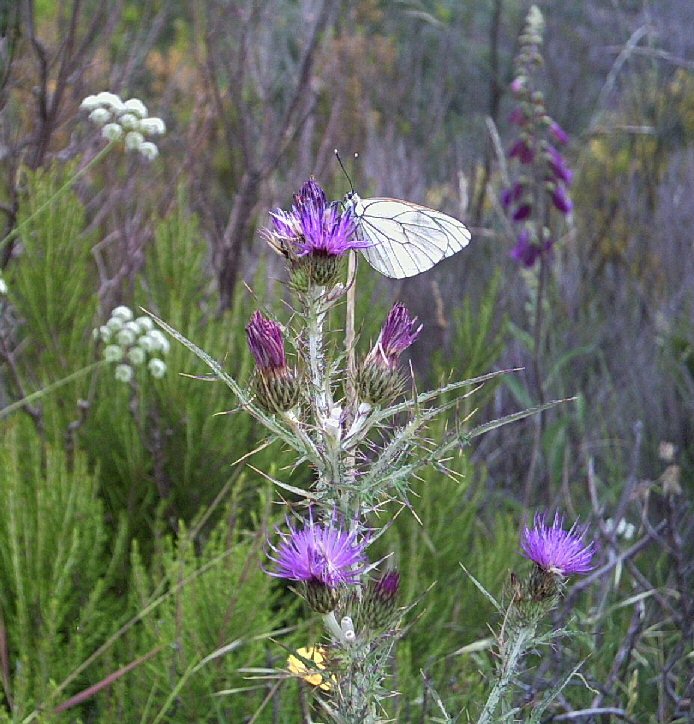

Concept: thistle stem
[[477, 623, 534, 724], [306, 285, 329, 421]]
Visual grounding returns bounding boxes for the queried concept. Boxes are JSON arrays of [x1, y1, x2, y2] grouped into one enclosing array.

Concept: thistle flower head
[[369, 303, 422, 371], [246, 311, 299, 412], [264, 178, 370, 287], [246, 311, 287, 371], [267, 515, 367, 589], [295, 203, 361, 258], [521, 512, 595, 577], [357, 303, 421, 404]]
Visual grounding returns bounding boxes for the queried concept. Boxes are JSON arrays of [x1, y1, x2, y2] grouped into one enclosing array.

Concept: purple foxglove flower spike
[[521, 512, 595, 576], [509, 107, 527, 126]]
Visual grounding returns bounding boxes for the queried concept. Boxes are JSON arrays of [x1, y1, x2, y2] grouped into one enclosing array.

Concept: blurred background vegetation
[[0, 0, 691, 721]]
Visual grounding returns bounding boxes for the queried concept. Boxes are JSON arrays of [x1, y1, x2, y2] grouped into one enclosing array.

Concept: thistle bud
[[357, 304, 421, 405], [305, 579, 340, 614], [246, 311, 300, 412], [361, 571, 400, 629]]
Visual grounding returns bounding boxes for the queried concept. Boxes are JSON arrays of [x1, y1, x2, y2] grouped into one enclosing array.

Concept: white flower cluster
[[80, 91, 166, 160], [93, 306, 169, 383], [0, 275, 7, 296]]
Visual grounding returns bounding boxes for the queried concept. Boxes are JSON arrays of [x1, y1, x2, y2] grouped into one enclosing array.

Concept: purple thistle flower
[[549, 120, 569, 145], [295, 203, 366, 258], [267, 179, 368, 260], [512, 203, 532, 222], [547, 146, 574, 185], [521, 512, 595, 576], [550, 184, 573, 214], [367, 303, 422, 371], [509, 138, 535, 164], [269, 209, 301, 241], [246, 311, 287, 371], [267, 516, 368, 588]]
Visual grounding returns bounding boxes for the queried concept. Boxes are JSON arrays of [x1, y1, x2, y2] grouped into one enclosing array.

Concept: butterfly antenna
[[334, 148, 355, 193]]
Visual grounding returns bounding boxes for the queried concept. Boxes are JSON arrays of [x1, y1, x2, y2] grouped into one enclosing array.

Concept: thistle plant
[[147, 176, 573, 722], [475, 513, 595, 723]]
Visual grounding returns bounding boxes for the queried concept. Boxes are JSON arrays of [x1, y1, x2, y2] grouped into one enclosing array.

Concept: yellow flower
[[287, 646, 334, 691]]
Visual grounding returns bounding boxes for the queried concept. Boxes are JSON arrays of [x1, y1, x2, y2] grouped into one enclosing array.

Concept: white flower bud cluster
[[604, 517, 636, 541], [0, 274, 7, 296], [93, 305, 169, 382], [80, 91, 166, 161]]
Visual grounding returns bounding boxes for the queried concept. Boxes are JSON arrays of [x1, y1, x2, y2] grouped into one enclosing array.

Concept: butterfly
[[343, 192, 471, 279]]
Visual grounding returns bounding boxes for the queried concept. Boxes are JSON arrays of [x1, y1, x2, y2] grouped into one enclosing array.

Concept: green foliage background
[[0, 1, 691, 721]]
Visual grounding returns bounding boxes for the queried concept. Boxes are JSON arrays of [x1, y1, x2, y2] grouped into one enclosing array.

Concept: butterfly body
[[344, 192, 471, 278]]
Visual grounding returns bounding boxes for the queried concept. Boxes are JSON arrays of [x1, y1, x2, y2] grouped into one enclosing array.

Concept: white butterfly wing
[[355, 198, 471, 279]]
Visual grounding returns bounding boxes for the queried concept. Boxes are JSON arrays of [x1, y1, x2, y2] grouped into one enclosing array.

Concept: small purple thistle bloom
[[549, 120, 569, 145], [521, 513, 595, 576], [267, 517, 368, 588], [550, 184, 573, 214], [369, 303, 422, 370], [270, 209, 301, 241], [246, 311, 287, 371]]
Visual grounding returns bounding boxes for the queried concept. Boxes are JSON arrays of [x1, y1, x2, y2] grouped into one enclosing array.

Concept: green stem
[[0, 361, 105, 418], [477, 624, 534, 724], [306, 285, 329, 421], [1, 142, 115, 249]]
